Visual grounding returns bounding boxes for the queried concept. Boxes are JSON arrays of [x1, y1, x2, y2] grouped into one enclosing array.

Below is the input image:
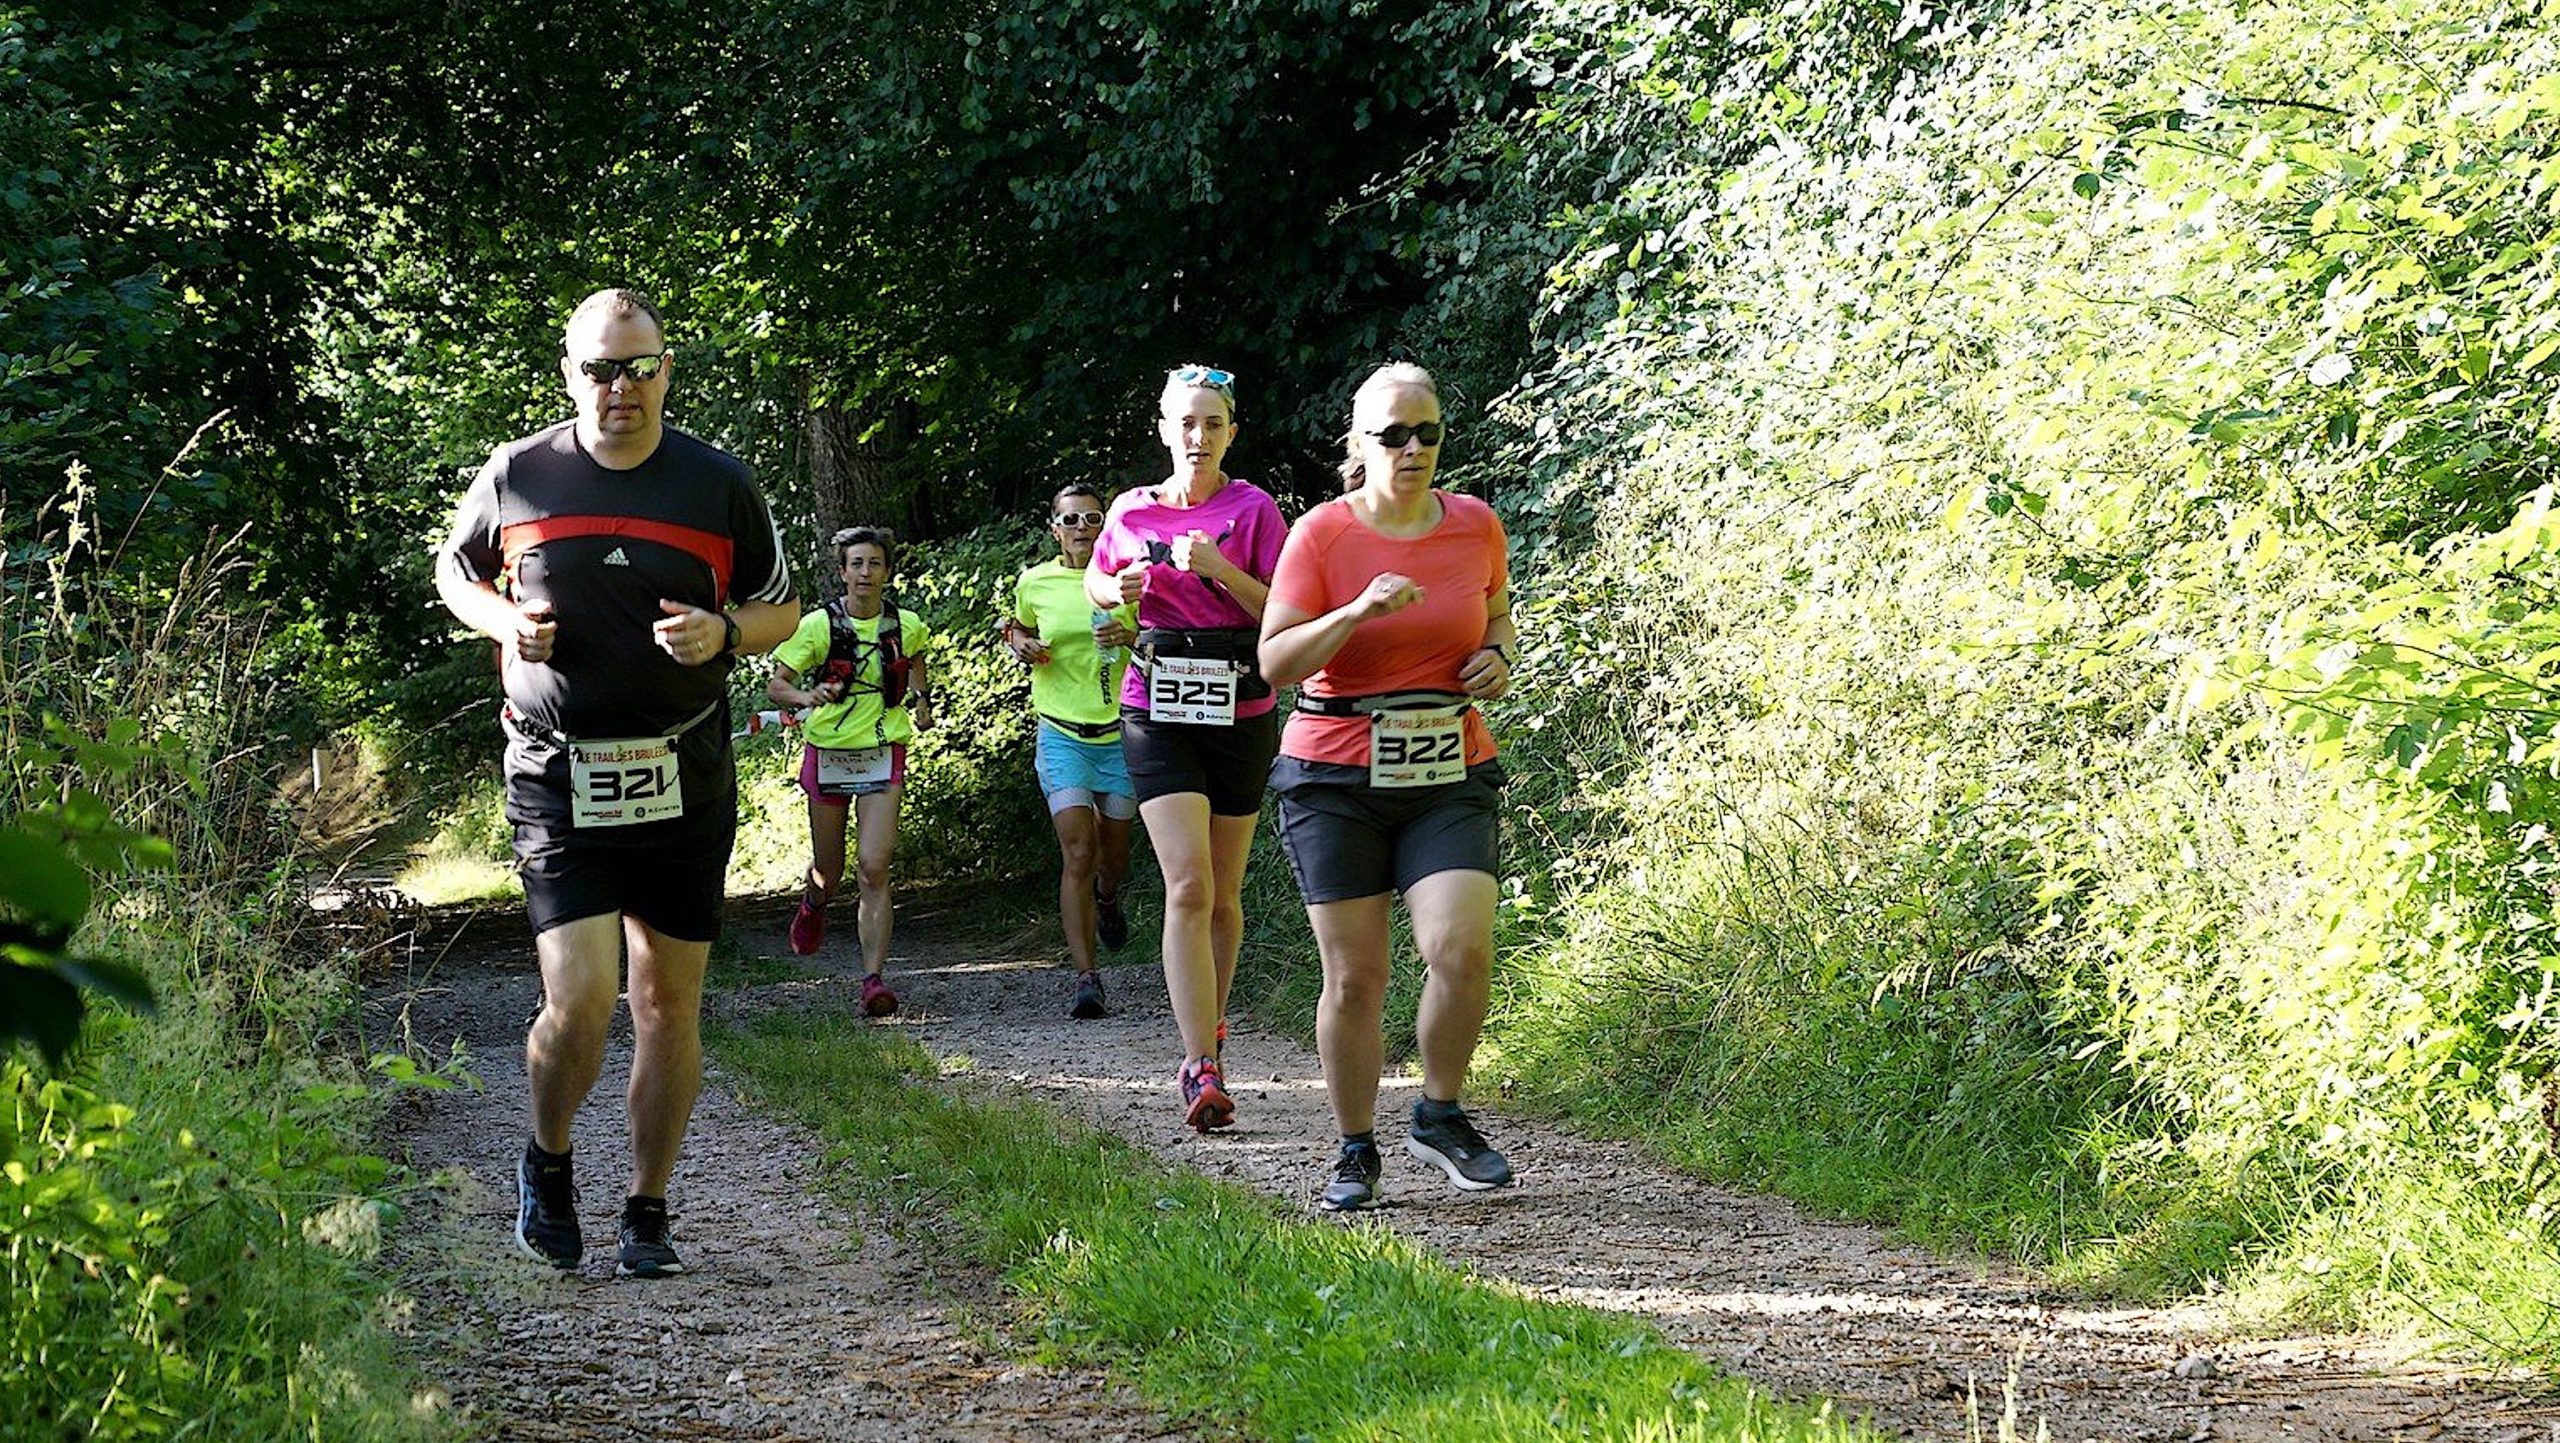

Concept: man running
[[434, 288, 796, 1277]]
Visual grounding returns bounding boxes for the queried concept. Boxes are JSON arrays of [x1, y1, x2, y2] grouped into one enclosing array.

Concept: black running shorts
[[1270, 757, 1505, 904], [1120, 706, 1278, 816], [503, 714, 739, 943]]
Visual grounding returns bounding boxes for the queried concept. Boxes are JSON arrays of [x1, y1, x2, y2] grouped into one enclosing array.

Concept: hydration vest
[[819, 597, 910, 708]]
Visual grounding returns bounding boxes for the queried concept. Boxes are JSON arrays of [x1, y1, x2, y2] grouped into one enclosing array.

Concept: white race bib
[[569, 735, 684, 827], [1148, 654, 1238, 726], [816, 744, 897, 796], [1368, 705, 1470, 789]]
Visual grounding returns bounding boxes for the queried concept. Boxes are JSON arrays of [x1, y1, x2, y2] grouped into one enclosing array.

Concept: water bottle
[[740, 709, 799, 736], [1092, 608, 1121, 698]]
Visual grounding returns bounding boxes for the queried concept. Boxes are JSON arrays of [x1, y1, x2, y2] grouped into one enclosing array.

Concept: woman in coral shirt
[[1259, 361, 1520, 1211]]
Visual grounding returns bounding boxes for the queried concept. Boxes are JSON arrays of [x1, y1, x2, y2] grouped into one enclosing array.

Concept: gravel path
[[371, 905, 1181, 1443], [373, 892, 2555, 1442]]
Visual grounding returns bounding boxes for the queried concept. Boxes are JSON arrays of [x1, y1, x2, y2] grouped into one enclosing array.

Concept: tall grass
[[2, 486, 437, 1442], [1268, 0, 2560, 1363]]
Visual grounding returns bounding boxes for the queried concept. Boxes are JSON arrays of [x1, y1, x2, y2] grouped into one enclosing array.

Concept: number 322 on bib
[[1369, 707, 1468, 789]]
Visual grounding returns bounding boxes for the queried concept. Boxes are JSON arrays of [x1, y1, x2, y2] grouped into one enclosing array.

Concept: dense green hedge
[[1424, 0, 2560, 1350], [2, 519, 432, 1440]]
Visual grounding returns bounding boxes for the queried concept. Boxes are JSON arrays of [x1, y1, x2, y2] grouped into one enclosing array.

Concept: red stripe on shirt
[[501, 516, 736, 600]]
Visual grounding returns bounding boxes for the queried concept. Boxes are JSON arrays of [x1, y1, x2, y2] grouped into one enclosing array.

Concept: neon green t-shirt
[[1013, 560, 1133, 731], [774, 604, 933, 749]]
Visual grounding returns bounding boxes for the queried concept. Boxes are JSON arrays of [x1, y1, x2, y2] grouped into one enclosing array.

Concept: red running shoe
[[859, 972, 899, 1017], [1179, 1056, 1234, 1132], [788, 897, 826, 956]]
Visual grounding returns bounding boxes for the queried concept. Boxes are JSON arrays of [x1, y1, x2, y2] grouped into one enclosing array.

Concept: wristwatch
[[720, 613, 741, 656]]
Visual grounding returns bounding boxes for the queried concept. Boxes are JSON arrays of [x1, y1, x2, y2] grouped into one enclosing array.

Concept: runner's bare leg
[[528, 913, 621, 1153], [625, 917, 710, 1198]]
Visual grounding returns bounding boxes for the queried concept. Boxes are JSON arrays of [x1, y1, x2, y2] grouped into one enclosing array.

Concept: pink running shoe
[[788, 897, 826, 956], [859, 972, 899, 1017], [1179, 1056, 1234, 1132]]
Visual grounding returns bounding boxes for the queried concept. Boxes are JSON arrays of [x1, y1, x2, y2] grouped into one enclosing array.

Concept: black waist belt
[[1136, 625, 1271, 702], [1135, 626, 1258, 661], [1039, 713, 1122, 740], [1294, 689, 1473, 717], [504, 698, 724, 749]]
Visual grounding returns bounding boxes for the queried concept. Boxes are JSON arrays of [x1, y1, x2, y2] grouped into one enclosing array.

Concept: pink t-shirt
[[1091, 479, 1287, 715], [1269, 492, 1509, 768]]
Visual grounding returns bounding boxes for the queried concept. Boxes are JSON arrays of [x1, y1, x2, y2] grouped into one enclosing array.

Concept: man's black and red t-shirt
[[437, 421, 792, 739]]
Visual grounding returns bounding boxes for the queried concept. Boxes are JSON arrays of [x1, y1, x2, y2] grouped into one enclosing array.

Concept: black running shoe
[[1070, 970, 1108, 1019], [1319, 1141, 1384, 1212], [1095, 887, 1129, 951], [1406, 1100, 1513, 1191], [516, 1143, 581, 1269], [616, 1195, 685, 1278]]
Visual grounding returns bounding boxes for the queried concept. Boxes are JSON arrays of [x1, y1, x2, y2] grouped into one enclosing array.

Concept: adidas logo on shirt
[[601, 547, 630, 567]]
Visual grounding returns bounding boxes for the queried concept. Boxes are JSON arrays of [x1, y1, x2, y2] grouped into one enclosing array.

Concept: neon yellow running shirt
[[1013, 560, 1133, 732], [774, 605, 932, 749]]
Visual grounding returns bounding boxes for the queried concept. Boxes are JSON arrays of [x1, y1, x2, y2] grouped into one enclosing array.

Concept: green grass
[[706, 939, 808, 989], [711, 1010, 1874, 1443], [2, 912, 446, 1443]]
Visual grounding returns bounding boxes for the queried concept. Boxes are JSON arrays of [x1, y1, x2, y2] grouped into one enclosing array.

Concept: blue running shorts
[[1036, 720, 1138, 818]]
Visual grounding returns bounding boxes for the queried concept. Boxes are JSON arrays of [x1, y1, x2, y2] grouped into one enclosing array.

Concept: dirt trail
[[371, 905, 1181, 1443], [377, 895, 2556, 1443]]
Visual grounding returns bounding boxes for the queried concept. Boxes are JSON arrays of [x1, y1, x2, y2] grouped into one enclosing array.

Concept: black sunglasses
[[575, 352, 668, 385], [1367, 421, 1444, 448]]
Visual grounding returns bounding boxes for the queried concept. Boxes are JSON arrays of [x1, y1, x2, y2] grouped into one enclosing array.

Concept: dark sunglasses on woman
[[1367, 421, 1444, 448]]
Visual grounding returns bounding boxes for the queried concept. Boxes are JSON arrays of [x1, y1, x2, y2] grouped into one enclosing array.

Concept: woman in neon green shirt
[[1002, 483, 1139, 1019], [770, 526, 934, 1016]]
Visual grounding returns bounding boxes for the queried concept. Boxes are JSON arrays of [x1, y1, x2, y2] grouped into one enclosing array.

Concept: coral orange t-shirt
[[1269, 492, 1509, 768]]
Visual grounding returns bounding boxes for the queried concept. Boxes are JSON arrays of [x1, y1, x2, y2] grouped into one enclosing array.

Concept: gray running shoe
[[1319, 1141, 1384, 1212], [616, 1195, 686, 1278], [1070, 970, 1108, 1019], [1405, 1100, 1513, 1191], [516, 1144, 581, 1269]]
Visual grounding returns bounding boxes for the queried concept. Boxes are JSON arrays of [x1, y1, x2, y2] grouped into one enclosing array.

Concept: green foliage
[[0, 743, 164, 1066], [2, 1001, 438, 1443], [1410, 0, 2560, 1354], [691, 0, 1527, 512], [716, 1009, 1872, 1443], [893, 525, 1062, 880], [1, 488, 440, 1439]]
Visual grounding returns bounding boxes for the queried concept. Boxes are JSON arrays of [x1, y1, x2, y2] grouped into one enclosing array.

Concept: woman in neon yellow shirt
[[1002, 483, 1140, 1019], [770, 526, 933, 1016]]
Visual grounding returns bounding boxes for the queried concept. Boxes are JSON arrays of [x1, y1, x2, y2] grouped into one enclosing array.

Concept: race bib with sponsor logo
[[1148, 654, 1238, 727], [569, 735, 685, 827], [1368, 704, 1470, 789]]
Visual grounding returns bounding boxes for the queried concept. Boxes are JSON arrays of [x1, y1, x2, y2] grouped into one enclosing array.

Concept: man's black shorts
[[1270, 757, 1505, 904], [1120, 706, 1279, 816], [502, 714, 738, 943]]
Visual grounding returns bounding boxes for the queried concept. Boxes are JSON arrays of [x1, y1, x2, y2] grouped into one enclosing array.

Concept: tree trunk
[[806, 383, 915, 577]]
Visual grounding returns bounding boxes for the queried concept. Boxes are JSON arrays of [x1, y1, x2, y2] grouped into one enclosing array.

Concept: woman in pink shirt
[[1086, 365, 1288, 1131], [1258, 361, 1520, 1210]]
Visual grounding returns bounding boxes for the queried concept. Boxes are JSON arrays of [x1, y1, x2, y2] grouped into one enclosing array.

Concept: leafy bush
[[1287, 0, 2560, 1355], [2, 496, 436, 1439], [892, 524, 1065, 883]]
